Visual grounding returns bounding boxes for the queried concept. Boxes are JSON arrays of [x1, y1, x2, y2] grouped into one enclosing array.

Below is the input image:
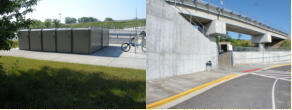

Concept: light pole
[[58, 13, 62, 23]]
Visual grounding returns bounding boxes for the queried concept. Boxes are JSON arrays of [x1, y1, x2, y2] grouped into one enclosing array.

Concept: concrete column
[[258, 43, 265, 51]]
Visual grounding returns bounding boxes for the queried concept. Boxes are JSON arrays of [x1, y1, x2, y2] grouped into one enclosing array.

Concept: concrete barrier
[[42, 29, 57, 52], [18, 29, 30, 50], [233, 51, 291, 65], [56, 28, 72, 53], [18, 28, 109, 54], [29, 29, 42, 51]]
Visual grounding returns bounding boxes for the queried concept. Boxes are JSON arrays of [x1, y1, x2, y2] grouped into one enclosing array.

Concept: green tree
[[53, 19, 60, 28], [0, 0, 39, 50], [238, 33, 242, 40], [217, 32, 232, 42], [78, 17, 98, 23], [44, 19, 52, 28], [104, 17, 114, 22], [65, 17, 77, 24], [30, 19, 45, 28]]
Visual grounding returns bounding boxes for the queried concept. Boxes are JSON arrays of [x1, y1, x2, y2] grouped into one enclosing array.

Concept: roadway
[[172, 65, 291, 109]]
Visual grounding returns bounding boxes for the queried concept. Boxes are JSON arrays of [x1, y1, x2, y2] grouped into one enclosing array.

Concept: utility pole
[[135, 1, 138, 54], [58, 13, 62, 23]]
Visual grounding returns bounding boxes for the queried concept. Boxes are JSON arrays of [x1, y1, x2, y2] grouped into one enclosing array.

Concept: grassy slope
[[29, 19, 146, 29], [65, 19, 146, 29], [0, 56, 145, 109], [280, 40, 291, 49]]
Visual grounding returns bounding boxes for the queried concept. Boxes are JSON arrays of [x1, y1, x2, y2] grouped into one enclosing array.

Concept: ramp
[[146, 0, 218, 80]]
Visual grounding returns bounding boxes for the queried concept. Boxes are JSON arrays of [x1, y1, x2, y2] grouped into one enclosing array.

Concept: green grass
[[280, 40, 291, 49], [0, 56, 145, 109], [65, 19, 146, 29], [30, 19, 146, 29]]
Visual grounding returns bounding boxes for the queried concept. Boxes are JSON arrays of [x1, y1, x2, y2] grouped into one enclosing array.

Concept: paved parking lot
[[172, 65, 291, 109], [0, 44, 146, 70]]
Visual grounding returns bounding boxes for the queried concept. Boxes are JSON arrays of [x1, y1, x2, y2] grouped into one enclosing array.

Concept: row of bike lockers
[[18, 28, 109, 54]]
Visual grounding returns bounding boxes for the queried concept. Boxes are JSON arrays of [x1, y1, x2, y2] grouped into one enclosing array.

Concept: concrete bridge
[[146, 0, 290, 80], [166, 0, 289, 47]]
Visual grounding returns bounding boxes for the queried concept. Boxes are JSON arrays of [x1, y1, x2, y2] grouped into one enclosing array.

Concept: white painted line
[[250, 73, 290, 82], [272, 79, 279, 109]]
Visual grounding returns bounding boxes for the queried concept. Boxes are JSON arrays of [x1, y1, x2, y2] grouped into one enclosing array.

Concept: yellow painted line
[[270, 64, 291, 69], [146, 74, 239, 109]]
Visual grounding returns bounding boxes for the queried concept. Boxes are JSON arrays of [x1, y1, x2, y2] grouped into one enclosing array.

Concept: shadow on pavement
[[91, 46, 123, 58]]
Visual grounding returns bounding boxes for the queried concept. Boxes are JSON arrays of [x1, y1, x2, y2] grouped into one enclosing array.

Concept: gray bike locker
[[42, 29, 57, 52], [18, 29, 30, 50], [102, 28, 109, 48], [29, 29, 42, 51], [72, 28, 102, 54], [57, 28, 72, 53]]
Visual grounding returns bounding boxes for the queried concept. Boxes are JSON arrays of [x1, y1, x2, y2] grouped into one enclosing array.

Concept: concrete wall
[[233, 51, 291, 65], [218, 52, 233, 69], [146, 0, 218, 80]]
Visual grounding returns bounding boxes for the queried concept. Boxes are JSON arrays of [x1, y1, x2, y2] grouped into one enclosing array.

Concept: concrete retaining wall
[[146, 0, 218, 80], [233, 51, 291, 65]]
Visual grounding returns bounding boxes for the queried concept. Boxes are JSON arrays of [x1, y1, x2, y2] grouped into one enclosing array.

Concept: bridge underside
[[180, 14, 287, 46], [146, 0, 289, 80]]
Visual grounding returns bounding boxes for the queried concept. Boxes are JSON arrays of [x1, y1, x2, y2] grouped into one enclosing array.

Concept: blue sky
[[27, 0, 290, 39], [27, 0, 146, 22], [204, 0, 291, 39]]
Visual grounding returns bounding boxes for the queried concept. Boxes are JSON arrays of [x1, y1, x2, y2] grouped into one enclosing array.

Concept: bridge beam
[[252, 33, 272, 50], [252, 33, 272, 44], [206, 20, 226, 37]]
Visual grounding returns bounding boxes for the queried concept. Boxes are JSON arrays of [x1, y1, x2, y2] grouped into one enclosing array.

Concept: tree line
[[29, 17, 115, 28], [65, 17, 114, 24]]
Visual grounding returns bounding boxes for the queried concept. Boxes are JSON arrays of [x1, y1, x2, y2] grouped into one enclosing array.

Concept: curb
[[269, 64, 290, 69], [146, 63, 290, 109], [146, 74, 239, 109]]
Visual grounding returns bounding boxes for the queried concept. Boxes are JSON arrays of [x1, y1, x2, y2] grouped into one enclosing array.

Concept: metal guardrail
[[165, 0, 289, 38], [233, 46, 291, 52], [233, 47, 259, 52]]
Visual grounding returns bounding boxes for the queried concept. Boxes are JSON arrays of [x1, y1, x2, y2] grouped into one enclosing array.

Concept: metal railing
[[233, 46, 291, 52], [233, 47, 259, 52], [165, 0, 208, 34]]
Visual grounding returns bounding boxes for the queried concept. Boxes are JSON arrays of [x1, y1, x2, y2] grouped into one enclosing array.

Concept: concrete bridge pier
[[252, 33, 272, 51]]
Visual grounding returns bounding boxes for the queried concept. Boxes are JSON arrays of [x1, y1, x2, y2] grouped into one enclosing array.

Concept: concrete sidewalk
[[146, 62, 289, 104], [0, 44, 146, 70], [146, 71, 231, 104]]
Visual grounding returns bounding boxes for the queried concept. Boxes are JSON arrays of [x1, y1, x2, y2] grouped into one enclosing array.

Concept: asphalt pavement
[[172, 65, 291, 109]]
